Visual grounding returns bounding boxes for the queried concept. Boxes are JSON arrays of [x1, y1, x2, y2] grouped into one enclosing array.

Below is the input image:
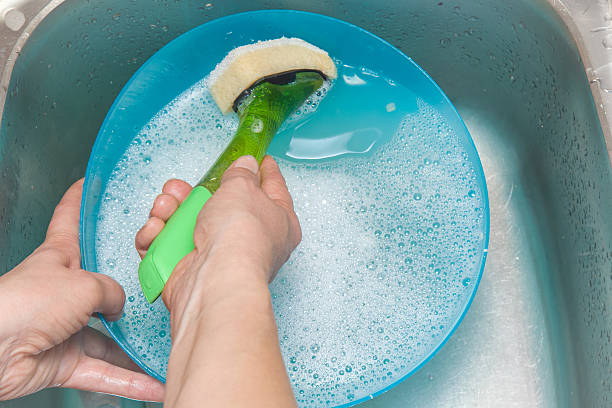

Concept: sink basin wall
[[0, 0, 610, 407]]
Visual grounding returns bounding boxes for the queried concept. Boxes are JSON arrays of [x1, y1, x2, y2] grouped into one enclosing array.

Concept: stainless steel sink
[[1, 0, 610, 407]]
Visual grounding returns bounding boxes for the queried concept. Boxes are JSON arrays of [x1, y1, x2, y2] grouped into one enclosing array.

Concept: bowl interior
[[80, 10, 489, 407]]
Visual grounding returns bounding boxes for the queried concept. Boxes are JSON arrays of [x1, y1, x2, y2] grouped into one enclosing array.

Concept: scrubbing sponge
[[209, 37, 337, 114]]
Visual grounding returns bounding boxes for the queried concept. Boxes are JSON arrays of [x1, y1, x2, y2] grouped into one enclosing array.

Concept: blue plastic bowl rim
[[79, 9, 491, 407]]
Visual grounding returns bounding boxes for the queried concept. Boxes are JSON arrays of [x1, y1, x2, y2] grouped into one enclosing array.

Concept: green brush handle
[[139, 72, 324, 303]]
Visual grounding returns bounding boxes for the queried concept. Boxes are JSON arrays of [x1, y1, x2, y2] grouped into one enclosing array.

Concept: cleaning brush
[[138, 37, 336, 303]]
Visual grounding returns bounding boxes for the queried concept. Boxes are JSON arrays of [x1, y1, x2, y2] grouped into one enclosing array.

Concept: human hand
[[135, 155, 301, 326], [136, 155, 300, 408], [0, 179, 164, 401]]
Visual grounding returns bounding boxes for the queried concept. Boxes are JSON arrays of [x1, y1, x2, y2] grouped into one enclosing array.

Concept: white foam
[[95, 69, 486, 407], [272, 102, 484, 405]]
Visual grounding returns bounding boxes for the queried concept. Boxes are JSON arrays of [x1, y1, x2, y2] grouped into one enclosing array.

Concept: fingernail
[[232, 155, 259, 174]]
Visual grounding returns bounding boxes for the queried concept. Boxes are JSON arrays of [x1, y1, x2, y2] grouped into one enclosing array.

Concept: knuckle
[[36, 244, 71, 267], [156, 193, 175, 207], [294, 222, 303, 247], [226, 173, 252, 189], [223, 168, 257, 186], [82, 273, 104, 296], [152, 194, 165, 207], [162, 178, 179, 192], [134, 228, 144, 248]]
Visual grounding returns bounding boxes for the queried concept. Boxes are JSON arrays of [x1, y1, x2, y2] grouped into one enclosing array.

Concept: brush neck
[[198, 72, 324, 192]]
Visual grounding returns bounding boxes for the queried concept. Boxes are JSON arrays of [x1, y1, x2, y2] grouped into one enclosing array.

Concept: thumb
[[45, 178, 84, 266], [219, 155, 261, 188]]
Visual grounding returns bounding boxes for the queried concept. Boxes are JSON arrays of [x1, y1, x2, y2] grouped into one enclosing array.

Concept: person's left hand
[[0, 179, 164, 402]]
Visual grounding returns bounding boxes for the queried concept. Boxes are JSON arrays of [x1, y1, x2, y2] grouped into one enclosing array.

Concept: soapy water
[[96, 62, 486, 407]]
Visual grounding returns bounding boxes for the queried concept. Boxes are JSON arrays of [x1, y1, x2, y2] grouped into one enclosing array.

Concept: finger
[[135, 217, 165, 259], [136, 179, 191, 259], [61, 355, 164, 402], [260, 156, 302, 249], [81, 327, 143, 372], [260, 155, 295, 212], [45, 178, 84, 267], [87, 272, 126, 321], [149, 193, 180, 221], [161, 178, 192, 203], [220, 155, 261, 187]]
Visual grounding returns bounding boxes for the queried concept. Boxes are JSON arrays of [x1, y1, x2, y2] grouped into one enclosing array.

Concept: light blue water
[[270, 63, 417, 161], [95, 62, 486, 408]]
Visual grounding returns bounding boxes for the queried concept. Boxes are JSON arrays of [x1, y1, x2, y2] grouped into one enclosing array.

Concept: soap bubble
[[95, 64, 486, 407]]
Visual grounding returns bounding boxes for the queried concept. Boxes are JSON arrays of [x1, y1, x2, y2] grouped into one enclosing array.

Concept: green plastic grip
[[138, 72, 324, 303], [138, 185, 212, 303]]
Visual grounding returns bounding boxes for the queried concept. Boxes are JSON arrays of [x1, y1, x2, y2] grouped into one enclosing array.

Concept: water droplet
[[251, 118, 264, 133], [413, 193, 422, 201], [462, 277, 471, 286]]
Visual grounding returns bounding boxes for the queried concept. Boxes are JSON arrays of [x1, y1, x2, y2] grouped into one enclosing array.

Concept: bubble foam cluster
[[273, 102, 486, 406], [95, 70, 486, 407], [95, 80, 238, 374]]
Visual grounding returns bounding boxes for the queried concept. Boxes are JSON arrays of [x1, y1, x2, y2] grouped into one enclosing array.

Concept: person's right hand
[[135, 155, 301, 408], [135, 155, 301, 328]]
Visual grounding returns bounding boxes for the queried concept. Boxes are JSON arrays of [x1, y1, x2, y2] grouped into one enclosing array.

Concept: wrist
[[166, 247, 273, 336], [201, 241, 272, 283], [198, 247, 271, 305]]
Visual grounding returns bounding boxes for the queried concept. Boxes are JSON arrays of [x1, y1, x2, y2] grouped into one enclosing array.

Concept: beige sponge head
[[209, 37, 337, 114]]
